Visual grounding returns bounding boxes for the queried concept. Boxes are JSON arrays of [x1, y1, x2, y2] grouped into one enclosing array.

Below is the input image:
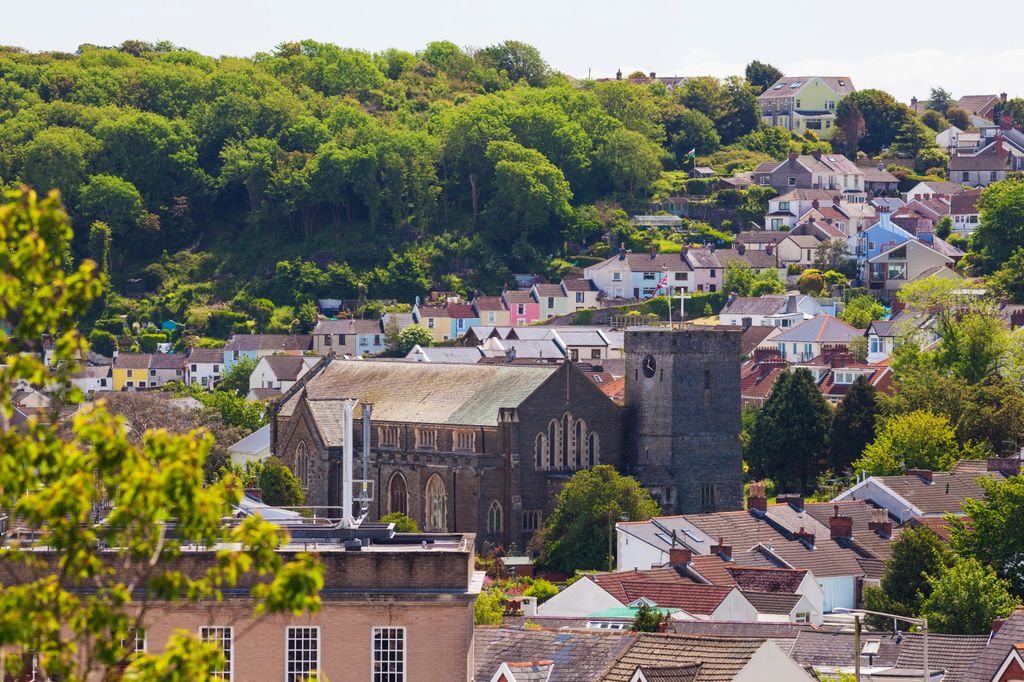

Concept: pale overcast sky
[[4, 0, 1021, 103]]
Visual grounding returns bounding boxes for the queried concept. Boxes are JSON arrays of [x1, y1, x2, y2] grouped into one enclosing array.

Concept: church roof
[[295, 360, 560, 437]]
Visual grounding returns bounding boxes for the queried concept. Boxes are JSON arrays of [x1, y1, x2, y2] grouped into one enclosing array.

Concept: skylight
[[773, 83, 785, 90], [790, 81, 803, 88]]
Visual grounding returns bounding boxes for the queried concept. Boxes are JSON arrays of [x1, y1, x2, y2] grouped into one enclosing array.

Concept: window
[[547, 296, 554, 308], [825, 100, 835, 109], [710, 284, 717, 293], [454, 430, 475, 452], [576, 292, 584, 303], [199, 627, 233, 680], [701, 483, 716, 509], [778, 201, 790, 211], [535, 433, 547, 470], [286, 627, 319, 682], [870, 338, 880, 353], [337, 334, 347, 345], [990, 171, 998, 182], [587, 432, 600, 466], [962, 172, 970, 182], [570, 348, 579, 361], [788, 177, 797, 187], [324, 334, 332, 346], [517, 304, 525, 315], [191, 364, 198, 372], [612, 272, 622, 282], [120, 628, 146, 656], [213, 365, 219, 372], [590, 349, 601, 359], [806, 120, 822, 130], [427, 318, 434, 329], [415, 429, 437, 450], [523, 510, 541, 532], [709, 269, 716, 278], [642, 272, 657, 281], [804, 343, 813, 357], [868, 241, 876, 251], [374, 334, 381, 345], [457, 319, 465, 330], [674, 272, 687, 281], [150, 369, 156, 377], [388, 473, 407, 515], [295, 441, 309, 488], [887, 263, 907, 280], [372, 627, 405, 682], [425, 475, 447, 531], [795, 99, 801, 108], [379, 425, 400, 447], [487, 500, 503, 533], [488, 311, 496, 322], [795, 612, 810, 623]]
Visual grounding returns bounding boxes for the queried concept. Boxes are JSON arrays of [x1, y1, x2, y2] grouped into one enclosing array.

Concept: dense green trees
[[974, 179, 1024, 272], [744, 61, 783, 94], [864, 526, 952, 620], [829, 376, 879, 473], [922, 557, 1017, 634], [837, 89, 912, 155]]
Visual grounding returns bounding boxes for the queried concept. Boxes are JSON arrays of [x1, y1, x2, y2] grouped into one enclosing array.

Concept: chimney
[[747, 482, 768, 513], [710, 537, 732, 559], [833, 194, 842, 206], [1001, 115, 1014, 131], [877, 161, 885, 171], [243, 487, 262, 502], [992, 618, 1008, 635], [616, 69, 622, 80], [795, 526, 816, 546], [765, 244, 774, 256], [811, 199, 820, 209], [1001, 92, 1008, 104], [709, 243, 716, 253], [868, 508, 893, 538], [737, 243, 746, 255], [649, 244, 658, 258], [812, 150, 822, 161], [911, 96, 918, 108], [649, 71, 656, 79], [789, 152, 799, 161], [907, 468, 933, 483], [777, 493, 804, 512], [668, 547, 692, 567], [829, 505, 853, 539], [987, 457, 1021, 476], [618, 243, 627, 260]]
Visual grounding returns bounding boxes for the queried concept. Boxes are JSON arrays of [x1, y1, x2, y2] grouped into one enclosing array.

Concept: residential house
[[531, 283, 570, 319], [502, 290, 541, 326], [647, 195, 691, 217], [772, 315, 860, 362], [949, 120, 1024, 187], [758, 76, 856, 140], [752, 152, 864, 196], [561, 278, 601, 310], [112, 353, 152, 391], [70, 364, 112, 395], [735, 231, 784, 253], [834, 458, 1021, 522], [911, 93, 1005, 126], [905, 180, 966, 201], [184, 348, 223, 388], [870, 196, 905, 212], [683, 247, 723, 293], [222, 334, 312, 371], [472, 295, 510, 327], [777, 233, 826, 269], [447, 303, 480, 339], [584, 248, 690, 300], [936, 124, 963, 149], [865, 310, 936, 363], [411, 304, 452, 343], [227, 424, 271, 465], [381, 311, 414, 337], [891, 196, 950, 236], [858, 163, 900, 196], [689, 166, 716, 178], [312, 318, 385, 355], [406, 345, 487, 364], [856, 209, 915, 262], [765, 189, 837, 230], [797, 352, 893, 404], [951, 188, 984, 234], [617, 494, 900, 613], [866, 239, 959, 294], [248, 355, 319, 393], [148, 353, 185, 388], [719, 294, 824, 328]]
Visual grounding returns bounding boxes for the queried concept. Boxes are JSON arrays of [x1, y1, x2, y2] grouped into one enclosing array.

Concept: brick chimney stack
[[907, 468, 933, 483], [710, 537, 732, 559], [795, 526, 816, 546], [777, 493, 804, 512], [668, 547, 692, 567], [868, 508, 893, 538], [1001, 115, 1014, 131], [829, 504, 853, 540], [747, 482, 768, 513]]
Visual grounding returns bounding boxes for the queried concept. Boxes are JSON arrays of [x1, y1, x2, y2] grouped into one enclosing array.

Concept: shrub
[[138, 333, 167, 353], [94, 317, 126, 336], [523, 578, 559, 604], [88, 329, 118, 357], [206, 310, 250, 338], [256, 456, 304, 507], [380, 512, 420, 533], [796, 270, 825, 295]]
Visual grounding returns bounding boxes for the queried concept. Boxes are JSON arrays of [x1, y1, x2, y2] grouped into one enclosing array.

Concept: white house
[[184, 348, 223, 388], [719, 294, 824, 328], [70, 365, 111, 395], [248, 355, 319, 394], [935, 125, 963, 149], [227, 424, 272, 466]]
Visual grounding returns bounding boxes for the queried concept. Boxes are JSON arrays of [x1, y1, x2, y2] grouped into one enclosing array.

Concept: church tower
[[625, 327, 743, 514]]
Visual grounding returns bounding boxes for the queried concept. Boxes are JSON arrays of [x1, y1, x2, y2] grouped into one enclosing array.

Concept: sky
[[4, 0, 1022, 103]]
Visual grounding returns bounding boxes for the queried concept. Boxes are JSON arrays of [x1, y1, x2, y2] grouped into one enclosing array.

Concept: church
[[270, 327, 743, 549]]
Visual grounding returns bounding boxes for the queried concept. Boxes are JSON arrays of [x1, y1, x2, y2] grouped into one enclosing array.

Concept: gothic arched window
[[425, 474, 447, 532], [295, 441, 309, 488], [535, 433, 547, 470], [561, 414, 570, 469], [547, 420, 558, 469], [574, 419, 585, 469], [487, 500, 503, 533], [588, 432, 600, 466], [388, 472, 408, 515]]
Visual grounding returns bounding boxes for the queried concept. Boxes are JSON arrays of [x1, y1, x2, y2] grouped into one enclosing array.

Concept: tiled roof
[[913, 180, 968, 196], [896, 632, 990, 682], [669, 620, 812, 640], [722, 250, 779, 270], [447, 303, 477, 319], [602, 634, 765, 682], [773, 188, 839, 203], [772, 315, 860, 345], [561, 278, 599, 292], [618, 582, 734, 615], [740, 590, 801, 615], [473, 628, 633, 682], [868, 470, 993, 516], [186, 348, 224, 364], [504, 290, 537, 304], [789, 629, 902, 669], [416, 304, 450, 318], [473, 295, 507, 312], [740, 326, 778, 356], [957, 94, 1000, 116], [313, 318, 382, 334], [503, 660, 556, 682], [224, 334, 312, 352], [950, 188, 983, 215], [533, 283, 565, 297], [114, 353, 152, 370], [725, 566, 806, 593], [759, 76, 854, 99], [721, 295, 787, 316], [634, 664, 701, 682], [262, 355, 314, 381], [736, 231, 784, 245], [960, 608, 1024, 682], [148, 353, 185, 370], [684, 248, 722, 269], [860, 166, 900, 183]]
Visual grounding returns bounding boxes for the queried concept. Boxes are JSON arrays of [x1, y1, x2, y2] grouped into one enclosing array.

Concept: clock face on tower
[[642, 354, 657, 378]]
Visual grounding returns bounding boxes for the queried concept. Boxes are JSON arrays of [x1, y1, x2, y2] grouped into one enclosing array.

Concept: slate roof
[[224, 334, 312, 352], [297, 360, 560, 429], [960, 609, 1024, 682], [913, 180, 967, 197], [187, 348, 225, 364], [149, 353, 185, 370], [895, 632, 989, 681], [860, 166, 900, 183], [721, 295, 788, 317], [772, 315, 860, 345], [503, 660, 555, 682], [669, 621, 812, 640], [740, 591, 801, 615], [504, 290, 537, 304], [722, 250, 779, 270], [474, 628, 633, 682], [724, 566, 806, 593], [739, 326, 778, 356], [561, 278, 600, 292], [313, 318, 382, 334], [789, 629, 902, 669], [684, 248, 722, 269], [773, 188, 839, 203], [602, 634, 765, 682], [114, 353, 151, 370], [262, 355, 314, 381], [868, 471, 991, 515], [533, 283, 566, 297], [736, 231, 784, 245], [759, 76, 854, 99]]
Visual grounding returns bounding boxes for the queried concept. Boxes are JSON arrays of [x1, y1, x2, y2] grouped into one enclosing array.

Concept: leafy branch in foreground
[[0, 186, 322, 681]]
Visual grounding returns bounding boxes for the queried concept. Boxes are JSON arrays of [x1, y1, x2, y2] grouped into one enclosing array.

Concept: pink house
[[502, 290, 541, 326], [684, 247, 724, 293]]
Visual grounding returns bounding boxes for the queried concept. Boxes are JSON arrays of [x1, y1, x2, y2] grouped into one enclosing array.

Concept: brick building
[[272, 360, 625, 550], [6, 526, 481, 681]]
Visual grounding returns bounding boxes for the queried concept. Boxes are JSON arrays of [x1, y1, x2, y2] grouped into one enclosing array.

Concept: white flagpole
[[665, 271, 672, 328]]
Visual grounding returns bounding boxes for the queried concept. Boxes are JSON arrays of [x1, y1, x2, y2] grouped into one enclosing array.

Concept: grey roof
[[224, 334, 312, 352], [789, 629, 902, 669], [227, 424, 271, 456], [405, 346, 484, 364], [474, 628, 633, 682], [114, 353, 152, 370], [504, 660, 555, 682], [772, 315, 860, 344], [721, 295, 788, 316], [297, 359, 560, 429], [149, 353, 185, 370], [740, 591, 802, 615], [684, 248, 722, 269], [187, 348, 224, 364], [894, 632, 989, 682], [262, 355, 315, 380], [561, 278, 600, 292], [960, 609, 1024, 682], [313, 319, 382, 335], [635, 664, 701, 682], [602, 634, 768, 682]]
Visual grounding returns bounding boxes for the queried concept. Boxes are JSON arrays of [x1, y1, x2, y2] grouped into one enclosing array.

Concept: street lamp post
[[828, 608, 929, 682]]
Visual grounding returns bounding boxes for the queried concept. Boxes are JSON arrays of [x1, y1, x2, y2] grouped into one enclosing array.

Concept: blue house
[[856, 211, 914, 265]]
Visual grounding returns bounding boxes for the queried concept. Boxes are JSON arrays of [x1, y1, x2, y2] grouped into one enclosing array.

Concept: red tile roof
[[619, 582, 733, 615]]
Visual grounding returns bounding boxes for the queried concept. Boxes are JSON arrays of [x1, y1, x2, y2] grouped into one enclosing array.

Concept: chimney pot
[[710, 537, 732, 559], [649, 71, 656, 79], [789, 152, 799, 161], [616, 69, 622, 80], [747, 481, 768, 513], [907, 468, 934, 483], [829, 511, 854, 540]]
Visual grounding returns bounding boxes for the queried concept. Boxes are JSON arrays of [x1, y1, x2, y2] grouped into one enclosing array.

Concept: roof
[[187, 348, 224, 364], [533, 283, 565, 297], [501, 660, 555, 682], [602, 634, 766, 682], [634, 664, 701, 682], [148, 353, 185, 370], [860, 470, 994, 516], [895, 632, 989, 682], [684, 248, 722, 270], [722, 250, 779, 270], [773, 188, 840, 203], [957, 94, 1000, 116], [248, 387, 281, 401], [447, 303, 478, 319], [504, 290, 537, 304], [618, 582, 734, 615], [227, 424, 271, 455], [911, 180, 967, 196], [295, 360, 562, 431], [262, 355, 315, 381], [313, 318, 382, 334], [474, 295, 508, 311], [736, 231, 784, 245], [740, 590, 801, 615], [224, 334, 312, 353], [740, 326, 778, 356], [669, 621, 812, 640], [561, 278, 599, 292], [789, 629, 902, 669], [725, 566, 806, 593], [721, 295, 787, 317], [114, 353, 151, 370], [782, 234, 823, 249], [759, 76, 855, 99], [950, 188, 983, 215], [407, 346, 485, 363], [860, 166, 900, 183], [772, 315, 860, 345], [960, 609, 1024, 682], [474, 628, 633, 682]]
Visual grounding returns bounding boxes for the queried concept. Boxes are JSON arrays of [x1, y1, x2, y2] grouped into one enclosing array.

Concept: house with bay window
[[758, 76, 855, 141], [583, 246, 722, 300]]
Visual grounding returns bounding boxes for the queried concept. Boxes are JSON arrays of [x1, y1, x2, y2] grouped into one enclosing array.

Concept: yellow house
[[112, 353, 152, 391], [758, 76, 855, 140], [472, 296, 511, 327], [413, 304, 452, 343]]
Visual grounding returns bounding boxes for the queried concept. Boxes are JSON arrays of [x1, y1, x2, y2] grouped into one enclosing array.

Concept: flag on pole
[[653, 273, 670, 294], [685, 148, 696, 159]]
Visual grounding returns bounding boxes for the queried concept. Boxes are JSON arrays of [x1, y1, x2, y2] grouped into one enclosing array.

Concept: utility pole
[[854, 614, 861, 681]]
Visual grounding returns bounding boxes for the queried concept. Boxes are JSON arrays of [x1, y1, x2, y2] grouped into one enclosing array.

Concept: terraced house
[[758, 76, 855, 140]]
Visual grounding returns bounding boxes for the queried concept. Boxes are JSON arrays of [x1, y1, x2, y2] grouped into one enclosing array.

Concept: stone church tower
[[625, 327, 743, 514]]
